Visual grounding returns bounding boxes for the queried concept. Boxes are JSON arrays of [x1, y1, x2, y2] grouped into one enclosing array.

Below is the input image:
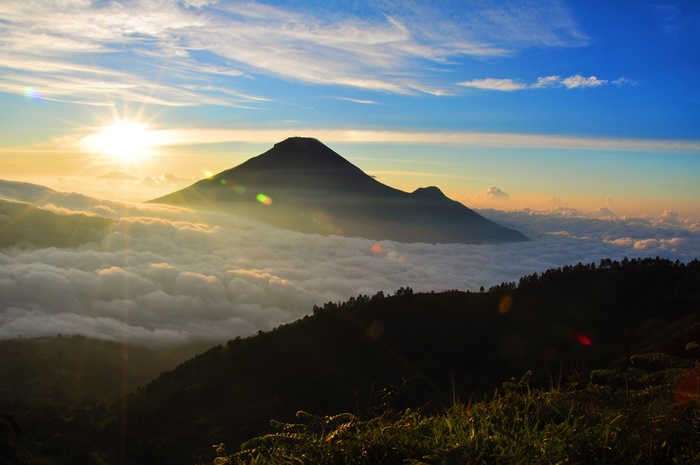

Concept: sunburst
[[82, 119, 160, 165]]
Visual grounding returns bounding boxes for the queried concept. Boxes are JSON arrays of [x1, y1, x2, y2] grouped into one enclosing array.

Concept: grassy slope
[[224, 369, 700, 464]]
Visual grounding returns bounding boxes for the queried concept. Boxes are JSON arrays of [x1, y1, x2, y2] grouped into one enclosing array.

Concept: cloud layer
[[0, 180, 697, 348]]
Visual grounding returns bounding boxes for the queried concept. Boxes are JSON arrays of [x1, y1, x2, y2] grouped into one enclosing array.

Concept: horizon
[[0, 1, 699, 220]]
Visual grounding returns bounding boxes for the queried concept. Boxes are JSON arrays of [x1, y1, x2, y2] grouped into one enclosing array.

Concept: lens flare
[[366, 321, 384, 340], [498, 295, 513, 314], [675, 368, 700, 406], [256, 193, 272, 205], [24, 88, 43, 100], [575, 334, 592, 346]]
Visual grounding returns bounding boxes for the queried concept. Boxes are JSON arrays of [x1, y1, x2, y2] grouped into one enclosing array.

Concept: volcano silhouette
[[149, 137, 527, 244]]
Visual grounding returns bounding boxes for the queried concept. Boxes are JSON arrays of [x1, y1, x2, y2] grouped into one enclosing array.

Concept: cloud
[[138, 173, 200, 188], [659, 210, 681, 225], [0, 180, 697, 348], [0, 0, 588, 102], [531, 75, 561, 88], [51, 173, 202, 205], [336, 97, 379, 105], [457, 78, 527, 91], [461, 74, 618, 91], [590, 206, 617, 218], [561, 75, 607, 89], [612, 77, 634, 86], [475, 186, 511, 200]]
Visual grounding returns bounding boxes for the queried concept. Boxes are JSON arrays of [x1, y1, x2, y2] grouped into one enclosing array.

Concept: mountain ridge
[[149, 137, 528, 244]]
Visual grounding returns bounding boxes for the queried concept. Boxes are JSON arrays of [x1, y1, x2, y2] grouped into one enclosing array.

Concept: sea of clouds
[[0, 179, 698, 348]]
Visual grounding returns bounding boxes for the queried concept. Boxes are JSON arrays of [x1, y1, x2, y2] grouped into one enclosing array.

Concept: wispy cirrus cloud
[[0, 0, 589, 104], [334, 97, 380, 105]]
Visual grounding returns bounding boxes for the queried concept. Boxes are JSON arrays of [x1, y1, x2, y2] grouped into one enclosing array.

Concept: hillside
[[149, 137, 527, 244], [90, 257, 699, 464]]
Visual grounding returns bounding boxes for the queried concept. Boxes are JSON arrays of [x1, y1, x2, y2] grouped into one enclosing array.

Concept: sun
[[83, 120, 159, 164]]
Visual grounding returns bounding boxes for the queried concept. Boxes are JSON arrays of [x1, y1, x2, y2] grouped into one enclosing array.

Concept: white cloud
[[612, 77, 634, 86], [484, 186, 510, 199], [457, 78, 527, 91], [474, 186, 511, 201], [0, 181, 697, 348], [531, 75, 561, 88], [561, 75, 607, 89], [336, 97, 379, 105], [460, 74, 621, 91]]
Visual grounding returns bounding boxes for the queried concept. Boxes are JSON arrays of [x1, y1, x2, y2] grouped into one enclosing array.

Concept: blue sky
[[0, 0, 699, 218]]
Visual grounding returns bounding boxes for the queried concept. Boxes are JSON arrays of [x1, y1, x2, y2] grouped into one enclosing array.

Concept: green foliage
[[219, 366, 700, 465]]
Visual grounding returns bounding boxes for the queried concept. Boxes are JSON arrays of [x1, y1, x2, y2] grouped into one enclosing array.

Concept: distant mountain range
[[149, 137, 527, 244]]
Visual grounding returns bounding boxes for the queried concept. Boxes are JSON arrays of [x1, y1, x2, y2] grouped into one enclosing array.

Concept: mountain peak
[[412, 186, 448, 200], [241, 136, 354, 172], [273, 136, 323, 149]]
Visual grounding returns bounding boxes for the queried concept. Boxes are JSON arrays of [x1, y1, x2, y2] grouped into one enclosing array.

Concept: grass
[[213, 369, 700, 465]]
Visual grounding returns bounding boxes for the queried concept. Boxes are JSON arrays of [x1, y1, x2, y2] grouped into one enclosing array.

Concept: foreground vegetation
[[216, 360, 700, 465]]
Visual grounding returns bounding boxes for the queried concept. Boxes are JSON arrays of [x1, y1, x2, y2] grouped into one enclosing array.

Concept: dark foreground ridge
[[4, 257, 697, 465], [149, 137, 527, 244]]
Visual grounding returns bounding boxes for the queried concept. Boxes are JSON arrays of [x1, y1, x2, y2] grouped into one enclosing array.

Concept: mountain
[[148, 137, 527, 244], [0, 199, 112, 249]]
